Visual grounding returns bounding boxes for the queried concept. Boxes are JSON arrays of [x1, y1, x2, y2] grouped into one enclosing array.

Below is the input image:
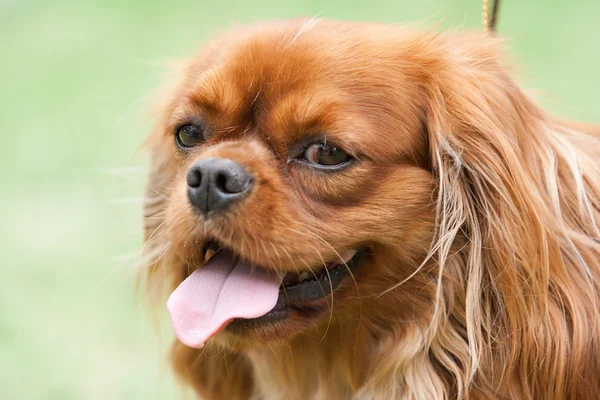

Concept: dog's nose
[[187, 158, 253, 214]]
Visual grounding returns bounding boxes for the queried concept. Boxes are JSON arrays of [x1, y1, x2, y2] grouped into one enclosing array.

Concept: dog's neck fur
[[247, 327, 364, 400], [245, 323, 452, 400]]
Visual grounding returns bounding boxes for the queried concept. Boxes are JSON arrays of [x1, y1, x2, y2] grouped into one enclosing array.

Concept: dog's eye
[[176, 124, 205, 148], [303, 143, 351, 167]]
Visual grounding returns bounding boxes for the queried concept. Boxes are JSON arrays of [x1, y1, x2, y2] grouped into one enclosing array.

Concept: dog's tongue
[[167, 249, 283, 348]]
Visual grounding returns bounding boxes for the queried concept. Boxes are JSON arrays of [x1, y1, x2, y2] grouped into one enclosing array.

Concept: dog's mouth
[[167, 239, 368, 348]]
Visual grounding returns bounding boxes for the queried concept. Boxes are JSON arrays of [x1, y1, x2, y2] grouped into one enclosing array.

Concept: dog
[[140, 19, 600, 399]]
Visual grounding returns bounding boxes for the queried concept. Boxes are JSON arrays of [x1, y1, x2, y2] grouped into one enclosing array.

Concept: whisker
[[145, 219, 169, 246], [135, 244, 171, 282], [143, 214, 166, 221], [191, 344, 210, 369], [153, 242, 171, 272], [268, 242, 289, 293], [122, 219, 170, 272], [293, 226, 362, 300], [281, 341, 294, 366], [283, 225, 367, 343], [279, 246, 306, 305], [218, 124, 241, 138], [309, 244, 334, 344], [257, 238, 271, 266], [268, 242, 284, 269], [147, 185, 170, 200], [265, 341, 283, 365]]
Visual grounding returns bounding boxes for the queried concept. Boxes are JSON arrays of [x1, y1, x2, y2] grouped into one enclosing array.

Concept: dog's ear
[[422, 34, 600, 397]]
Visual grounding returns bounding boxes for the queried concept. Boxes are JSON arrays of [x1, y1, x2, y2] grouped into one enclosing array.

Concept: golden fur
[[140, 19, 600, 399]]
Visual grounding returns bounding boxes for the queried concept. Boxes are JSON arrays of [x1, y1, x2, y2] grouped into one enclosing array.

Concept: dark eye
[[176, 124, 205, 148], [303, 143, 351, 167]]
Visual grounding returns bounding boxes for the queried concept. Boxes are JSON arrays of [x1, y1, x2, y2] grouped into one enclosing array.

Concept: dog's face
[[146, 20, 444, 350]]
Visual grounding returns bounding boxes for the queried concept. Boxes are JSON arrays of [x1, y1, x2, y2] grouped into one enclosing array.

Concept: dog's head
[[141, 18, 600, 398], [143, 20, 449, 348]]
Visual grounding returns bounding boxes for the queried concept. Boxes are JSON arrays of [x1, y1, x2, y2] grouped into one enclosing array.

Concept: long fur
[[140, 20, 600, 399]]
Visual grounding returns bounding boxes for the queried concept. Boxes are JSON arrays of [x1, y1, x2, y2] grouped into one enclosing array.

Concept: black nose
[[187, 158, 253, 214]]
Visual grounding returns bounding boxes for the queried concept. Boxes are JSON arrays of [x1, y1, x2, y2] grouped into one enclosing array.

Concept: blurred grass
[[0, 0, 598, 399]]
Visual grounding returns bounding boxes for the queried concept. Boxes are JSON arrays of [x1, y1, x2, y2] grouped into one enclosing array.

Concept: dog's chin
[[197, 241, 370, 350]]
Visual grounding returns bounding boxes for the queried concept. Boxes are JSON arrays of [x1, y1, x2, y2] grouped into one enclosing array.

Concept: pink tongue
[[167, 249, 283, 348]]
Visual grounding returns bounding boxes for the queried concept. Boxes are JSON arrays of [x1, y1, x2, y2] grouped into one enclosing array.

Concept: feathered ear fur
[[422, 33, 600, 399]]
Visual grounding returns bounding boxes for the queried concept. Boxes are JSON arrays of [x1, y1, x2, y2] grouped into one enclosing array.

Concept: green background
[[1, 1, 598, 398]]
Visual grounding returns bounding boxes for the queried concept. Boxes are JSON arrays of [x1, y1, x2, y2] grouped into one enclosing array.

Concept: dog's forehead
[[189, 23, 331, 110], [176, 23, 357, 143], [170, 20, 427, 157]]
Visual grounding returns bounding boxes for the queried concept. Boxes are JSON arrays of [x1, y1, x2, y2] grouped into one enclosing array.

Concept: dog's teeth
[[204, 249, 216, 263], [298, 271, 312, 281]]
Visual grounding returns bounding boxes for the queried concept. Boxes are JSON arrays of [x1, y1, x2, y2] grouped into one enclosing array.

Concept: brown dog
[[141, 19, 600, 399]]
